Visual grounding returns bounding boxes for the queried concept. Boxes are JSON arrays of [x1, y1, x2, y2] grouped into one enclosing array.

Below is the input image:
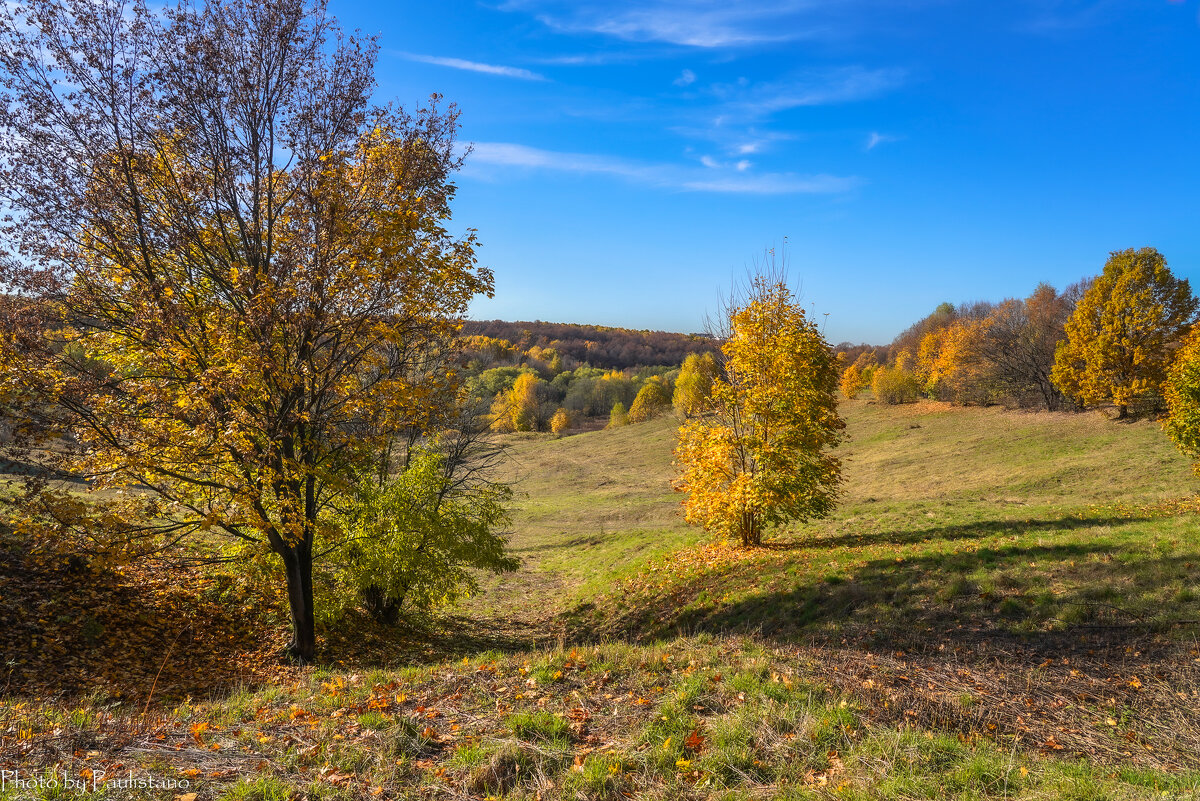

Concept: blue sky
[[331, 0, 1200, 345]]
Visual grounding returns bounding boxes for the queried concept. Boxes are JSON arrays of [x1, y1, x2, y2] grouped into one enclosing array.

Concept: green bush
[[872, 365, 922, 404], [325, 449, 517, 624]]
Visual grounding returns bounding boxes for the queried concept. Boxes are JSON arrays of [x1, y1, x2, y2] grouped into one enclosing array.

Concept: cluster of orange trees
[[843, 248, 1199, 419]]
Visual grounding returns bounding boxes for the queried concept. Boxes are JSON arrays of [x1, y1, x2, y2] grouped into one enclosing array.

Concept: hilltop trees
[[675, 277, 845, 547], [972, 284, 1074, 410], [865, 281, 1081, 411], [1052, 248, 1197, 418], [0, 0, 499, 661]]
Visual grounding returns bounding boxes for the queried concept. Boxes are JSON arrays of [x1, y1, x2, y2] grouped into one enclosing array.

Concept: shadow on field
[[648, 541, 1199, 656], [0, 546, 548, 705], [561, 505, 1200, 660], [809, 513, 1158, 549], [0, 456, 86, 484]]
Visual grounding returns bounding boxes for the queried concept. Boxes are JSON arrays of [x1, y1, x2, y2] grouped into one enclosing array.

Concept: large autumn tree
[[1051, 248, 1197, 419], [675, 275, 845, 547], [0, 0, 497, 661]]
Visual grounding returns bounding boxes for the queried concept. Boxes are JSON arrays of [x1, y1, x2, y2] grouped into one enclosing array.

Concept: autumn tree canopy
[[0, 0, 499, 662], [1051, 248, 1197, 418], [628, 377, 671, 423], [675, 276, 845, 547], [673, 352, 719, 417]]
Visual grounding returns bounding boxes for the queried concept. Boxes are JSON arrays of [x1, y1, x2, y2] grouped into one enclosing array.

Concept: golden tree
[[507, 373, 542, 431], [608, 401, 629, 428], [1051, 248, 1197, 418], [0, 0, 498, 662], [674, 278, 845, 547], [839, 351, 876, 399], [918, 319, 990, 404], [871, 364, 921, 404], [628, 377, 671, 422], [550, 408, 571, 434], [673, 352, 719, 417]]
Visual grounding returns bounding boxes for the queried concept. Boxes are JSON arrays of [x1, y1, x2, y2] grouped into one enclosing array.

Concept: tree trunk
[[276, 537, 315, 663], [740, 512, 761, 548], [1116, 404, 1129, 420], [361, 584, 401, 625]]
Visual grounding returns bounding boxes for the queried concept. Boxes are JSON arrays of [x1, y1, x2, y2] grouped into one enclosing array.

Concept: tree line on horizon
[[455, 324, 719, 434], [461, 319, 715, 371], [839, 247, 1198, 420]]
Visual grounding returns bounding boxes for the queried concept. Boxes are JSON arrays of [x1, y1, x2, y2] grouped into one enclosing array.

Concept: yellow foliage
[[918, 320, 990, 404], [628, 378, 671, 423], [0, 122, 493, 659], [839, 351, 876, 399], [674, 278, 844, 547], [608, 401, 629, 428], [1052, 247, 1197, 418], [508, 373, 540, 431], [871, 365, 921, 405], [673, 352, 719, 417]]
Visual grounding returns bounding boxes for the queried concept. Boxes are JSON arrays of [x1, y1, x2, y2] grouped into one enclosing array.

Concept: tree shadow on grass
[[667, 541, 1197, 657], [800, 513, 1158, 550], [0, 545, 550, 706], [562, 505, 1200, 663], [317, 611, 555, 670]]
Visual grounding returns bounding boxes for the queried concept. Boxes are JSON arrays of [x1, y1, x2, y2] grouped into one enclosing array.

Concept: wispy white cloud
[[674, 68, 697, 87], [865, 131, 899, 150], [681, 173, 855, 194], [465, 141, 859, 195], [717, 67, 907, 118], [529, 50, 654, 66], [667, 68, 903, 159], [396, 52, 548, 81], [501, 0, 826, 48], [670, 125, 799, 159], [697, 154, 753, 172], [465, 143, 640, 176]]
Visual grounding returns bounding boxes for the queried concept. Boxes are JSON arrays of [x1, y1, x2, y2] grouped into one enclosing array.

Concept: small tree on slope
[[674, 277, 845, 547]]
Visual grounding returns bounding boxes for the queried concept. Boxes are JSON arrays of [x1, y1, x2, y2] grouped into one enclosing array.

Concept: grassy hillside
[[4, 399, 1200, 800], [461, 418, 700, 626], [571, 401, 1200, 644]]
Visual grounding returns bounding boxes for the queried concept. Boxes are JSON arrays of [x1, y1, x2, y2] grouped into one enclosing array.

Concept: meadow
[[4, 398, 1200, 800]]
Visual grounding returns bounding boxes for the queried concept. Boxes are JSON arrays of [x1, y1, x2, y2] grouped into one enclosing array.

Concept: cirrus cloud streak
[[464, 141, 860, 195]]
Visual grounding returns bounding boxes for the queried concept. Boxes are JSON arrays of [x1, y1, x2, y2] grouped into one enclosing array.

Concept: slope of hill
[[5, 400, 1200, 800]]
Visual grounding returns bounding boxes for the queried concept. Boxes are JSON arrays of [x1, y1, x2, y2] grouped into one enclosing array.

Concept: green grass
[[562, 401, 1200, 645], [7, 399, 1200, 799], [461, 415, 703, 622], [7, 637, 1196, 800]]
